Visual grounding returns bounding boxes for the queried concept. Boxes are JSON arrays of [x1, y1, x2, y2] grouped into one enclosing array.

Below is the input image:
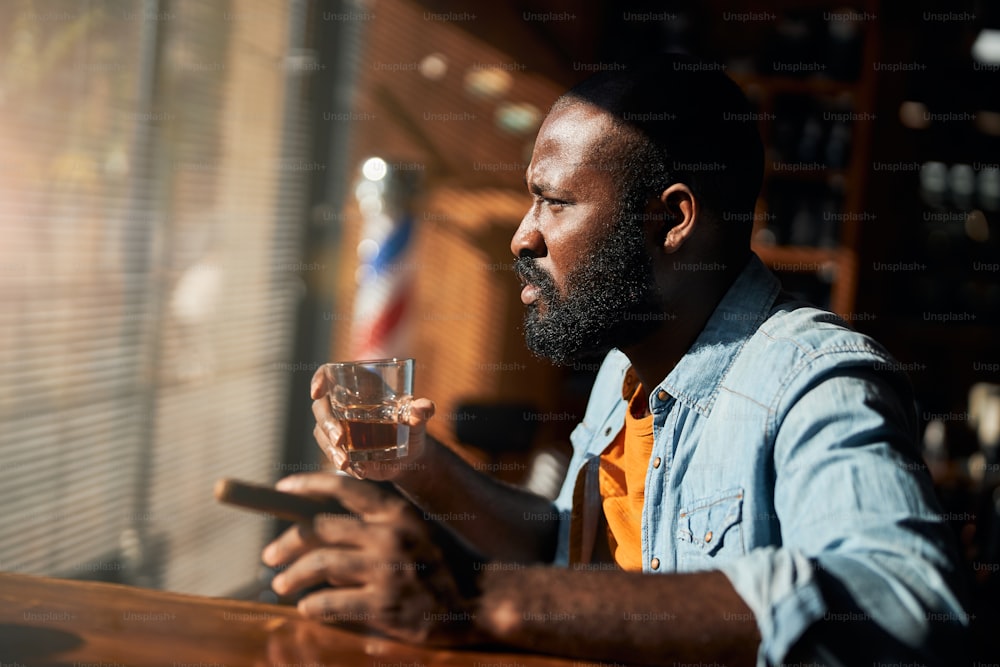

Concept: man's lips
[[520, 283, 540, 305], [514, 257, 548, 306]]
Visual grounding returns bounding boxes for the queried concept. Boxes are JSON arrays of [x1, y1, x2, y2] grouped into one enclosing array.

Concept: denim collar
[[648, 253, 781, 417]]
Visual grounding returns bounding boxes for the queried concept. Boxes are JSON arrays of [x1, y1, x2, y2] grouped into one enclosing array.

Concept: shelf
[[753, 245, 858, 317], [712, 0, 882, 320], [752, 244, 844, 271], [729, 71, 859, 98]]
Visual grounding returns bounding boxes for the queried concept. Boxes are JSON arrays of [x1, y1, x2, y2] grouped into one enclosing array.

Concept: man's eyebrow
[[525, 176, 572, 198]]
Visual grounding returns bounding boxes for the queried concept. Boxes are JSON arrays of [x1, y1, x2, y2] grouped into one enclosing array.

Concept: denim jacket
[[553, 254, 968, 666]]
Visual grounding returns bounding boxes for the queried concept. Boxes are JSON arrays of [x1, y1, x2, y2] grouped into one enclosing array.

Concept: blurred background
[[1, 0, 998, 657]]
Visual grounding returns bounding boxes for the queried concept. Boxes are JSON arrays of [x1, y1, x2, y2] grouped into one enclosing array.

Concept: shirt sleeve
[[718, 356, 970, 667]]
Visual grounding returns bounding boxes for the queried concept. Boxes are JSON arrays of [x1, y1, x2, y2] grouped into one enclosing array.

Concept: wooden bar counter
[[0, 572, 592, 666]]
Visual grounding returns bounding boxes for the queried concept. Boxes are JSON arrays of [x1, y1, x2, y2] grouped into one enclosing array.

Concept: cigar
[[214, 478, 350, 523]]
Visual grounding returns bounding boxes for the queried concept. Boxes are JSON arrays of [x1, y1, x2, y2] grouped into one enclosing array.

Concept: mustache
[[513, 256, 555, 292]]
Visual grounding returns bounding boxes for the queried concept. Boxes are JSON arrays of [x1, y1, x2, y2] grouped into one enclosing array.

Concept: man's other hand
[[260, 473, 482, 646]]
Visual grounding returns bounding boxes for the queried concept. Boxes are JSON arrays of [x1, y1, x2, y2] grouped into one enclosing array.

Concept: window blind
[[0, 0, 312, 596], [0, 0, 154, 580]]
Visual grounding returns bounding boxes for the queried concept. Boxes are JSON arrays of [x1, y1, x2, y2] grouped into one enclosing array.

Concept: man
[[262, 54, 969, 666]]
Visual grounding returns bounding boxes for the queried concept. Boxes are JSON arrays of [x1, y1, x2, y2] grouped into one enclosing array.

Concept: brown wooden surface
[[0, 572, 587, 667]]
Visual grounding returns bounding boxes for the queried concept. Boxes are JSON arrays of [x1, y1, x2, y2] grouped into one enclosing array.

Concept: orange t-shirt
[[598, 382, 654, 572]]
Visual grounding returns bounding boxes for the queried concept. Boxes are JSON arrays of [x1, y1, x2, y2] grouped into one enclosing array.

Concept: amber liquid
[[344, 419, 409, 462]]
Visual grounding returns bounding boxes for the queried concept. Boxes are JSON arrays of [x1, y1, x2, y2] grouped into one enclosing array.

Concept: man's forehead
[[537, 101, 617, 145], [529, 102, 620, 175]]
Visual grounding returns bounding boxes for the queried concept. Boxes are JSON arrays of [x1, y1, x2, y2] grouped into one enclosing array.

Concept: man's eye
[[530, 192, 569, 210]]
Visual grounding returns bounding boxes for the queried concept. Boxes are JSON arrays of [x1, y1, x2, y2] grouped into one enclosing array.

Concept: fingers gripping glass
[[324, 358, 414, 463]]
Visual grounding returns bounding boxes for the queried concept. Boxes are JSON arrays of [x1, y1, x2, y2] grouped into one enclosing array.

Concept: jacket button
[[604, 427, 612, 436], [652, 456, 662, 469], [656, 389, 668, 401], [650, 557, 660, 570], [705, 531, 713, 543]]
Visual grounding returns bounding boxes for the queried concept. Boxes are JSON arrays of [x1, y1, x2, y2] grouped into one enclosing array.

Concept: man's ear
[[659, 183, 698, 254]]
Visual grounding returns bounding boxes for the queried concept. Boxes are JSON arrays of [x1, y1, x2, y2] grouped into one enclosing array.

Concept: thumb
[[408, 398, 435, 426], [310, 366, 329, 400]]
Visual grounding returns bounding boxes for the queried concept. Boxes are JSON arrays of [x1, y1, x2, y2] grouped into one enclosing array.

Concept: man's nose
[[510, 213, 545, 258]]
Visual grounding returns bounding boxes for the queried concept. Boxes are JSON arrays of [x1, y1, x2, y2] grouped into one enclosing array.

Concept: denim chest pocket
[[676, 487, 745, 565]]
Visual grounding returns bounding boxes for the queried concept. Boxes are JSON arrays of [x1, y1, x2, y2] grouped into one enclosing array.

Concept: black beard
[[515, 214, 663, 365]]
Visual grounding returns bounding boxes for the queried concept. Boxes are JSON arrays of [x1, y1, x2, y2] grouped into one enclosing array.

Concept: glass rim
[[323, 357, 414, 368]]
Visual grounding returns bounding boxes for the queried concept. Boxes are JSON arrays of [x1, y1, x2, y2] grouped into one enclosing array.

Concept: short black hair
[[554, 53, 764, 242]]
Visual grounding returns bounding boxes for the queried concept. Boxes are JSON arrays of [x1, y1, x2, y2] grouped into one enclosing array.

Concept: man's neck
[[621, 252, 748, 393]]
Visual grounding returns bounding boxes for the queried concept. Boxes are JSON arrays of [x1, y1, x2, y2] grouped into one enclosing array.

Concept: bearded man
[[262, 54, 968, 667]]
